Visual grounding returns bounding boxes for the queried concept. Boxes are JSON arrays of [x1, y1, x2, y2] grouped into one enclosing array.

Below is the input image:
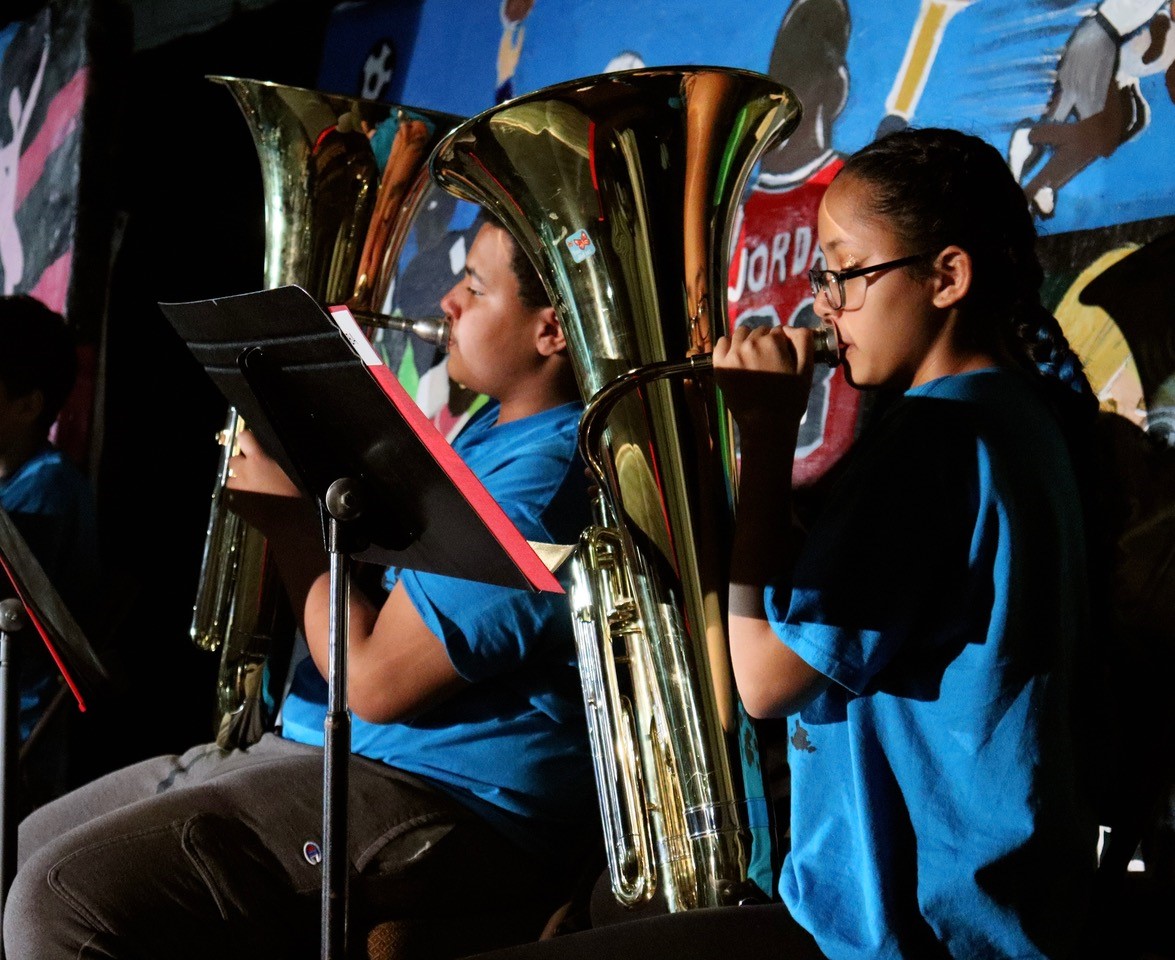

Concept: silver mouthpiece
[[351, 311, 451, 350], [811, 323, 841, 367], [397, 315, 451, 350]]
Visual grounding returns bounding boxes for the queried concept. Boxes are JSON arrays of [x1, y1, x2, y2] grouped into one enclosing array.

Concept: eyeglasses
[[808, 252, 932, 310]]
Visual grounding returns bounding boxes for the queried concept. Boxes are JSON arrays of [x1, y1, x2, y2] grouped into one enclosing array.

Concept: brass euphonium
[[196, 76, 460, 744], [431, 67, 810, 912]]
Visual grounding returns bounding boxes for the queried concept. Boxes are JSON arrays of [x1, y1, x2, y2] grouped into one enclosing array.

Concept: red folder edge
[[329, 306, 564, 595], [0, 552, 86, 711]]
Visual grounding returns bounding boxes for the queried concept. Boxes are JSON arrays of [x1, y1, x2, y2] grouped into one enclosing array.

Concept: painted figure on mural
[[0, 34, 49, 295], [1053, 246, 1151, 430], [728, 0, 859, 487], [497, 0, 537, 103], [359, 38, 396, 101], [1008, 1, 1175, 219], [874, 0, 981, 137], [0, 4, 92, 317], [1078, 230, 1175, 443]]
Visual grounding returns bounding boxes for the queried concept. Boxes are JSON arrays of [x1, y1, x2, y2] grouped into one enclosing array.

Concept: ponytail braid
[[1011, 298, 1099, 422], [1004, 225, 1099, 418]]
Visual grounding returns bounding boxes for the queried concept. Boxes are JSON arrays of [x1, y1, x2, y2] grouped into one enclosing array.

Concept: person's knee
[[5, 814, 262, 960], [3, 839, 93, 958]]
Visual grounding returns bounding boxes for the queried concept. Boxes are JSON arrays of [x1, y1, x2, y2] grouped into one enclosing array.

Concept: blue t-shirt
[[0, 445, 101, 740], [767, 369, 1097, 959], [281, 400, 597, 854]]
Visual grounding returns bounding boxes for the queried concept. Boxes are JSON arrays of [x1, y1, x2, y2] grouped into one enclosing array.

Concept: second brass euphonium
[[431, 67, 802, 911], [196, 76, 460, 743]]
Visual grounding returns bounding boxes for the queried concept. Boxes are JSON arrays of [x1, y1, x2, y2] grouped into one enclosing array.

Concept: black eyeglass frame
[[808, 252, 934, 310]]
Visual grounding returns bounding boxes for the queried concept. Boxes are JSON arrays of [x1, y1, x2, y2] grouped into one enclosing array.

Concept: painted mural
[[0, 0, 122, 466], [318, 0, 1175, 471]]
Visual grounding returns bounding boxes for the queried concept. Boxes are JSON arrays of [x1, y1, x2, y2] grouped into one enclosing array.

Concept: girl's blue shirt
[[769, 368, 1097, 959]]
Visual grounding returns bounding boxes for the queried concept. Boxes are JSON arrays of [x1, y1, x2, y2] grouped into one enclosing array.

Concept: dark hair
[[837, 127, 1096, 414], [0, 295, 78, 433], [477, 213, 551, 311]]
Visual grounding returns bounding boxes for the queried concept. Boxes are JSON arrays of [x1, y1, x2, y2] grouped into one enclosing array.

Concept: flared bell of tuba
[[431, 67, 802, 912], [195, 76, 461, 743]]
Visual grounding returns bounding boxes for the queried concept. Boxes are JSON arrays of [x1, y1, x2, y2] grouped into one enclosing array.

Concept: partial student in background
[[0, 294, 101, 806]]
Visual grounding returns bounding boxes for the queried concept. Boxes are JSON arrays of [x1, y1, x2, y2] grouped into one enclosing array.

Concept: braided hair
[[837, 127, 1097, 419]]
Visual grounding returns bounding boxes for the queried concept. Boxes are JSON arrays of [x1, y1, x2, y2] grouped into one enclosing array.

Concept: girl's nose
[[813, 289, 837, 321]]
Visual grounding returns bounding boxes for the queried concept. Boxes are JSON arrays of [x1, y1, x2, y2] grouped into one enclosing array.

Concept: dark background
[[6, 0, 348, 781]]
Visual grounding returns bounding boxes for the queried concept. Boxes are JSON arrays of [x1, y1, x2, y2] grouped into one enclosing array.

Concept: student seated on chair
[[0, 294, 100, 808], [2, 213, 599, 960], [462, 128, 1103, 960]]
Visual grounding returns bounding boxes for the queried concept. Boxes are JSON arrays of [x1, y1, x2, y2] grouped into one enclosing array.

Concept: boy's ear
[[931, 245, 972, 309], [534, 306, 566, 357]]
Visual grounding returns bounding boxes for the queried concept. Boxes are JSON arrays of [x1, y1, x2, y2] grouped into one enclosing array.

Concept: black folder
[[158, 284, 564, 593]]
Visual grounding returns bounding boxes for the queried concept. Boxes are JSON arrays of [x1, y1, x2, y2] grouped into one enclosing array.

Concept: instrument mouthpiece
[[811, 323, 841, 368], [350, 311, 451, 350], [402, 315, 451, 350]]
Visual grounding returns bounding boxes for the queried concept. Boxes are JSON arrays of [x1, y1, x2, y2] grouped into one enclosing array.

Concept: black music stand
[[0, 507, 108, 959], [159, 285, 563, 960]]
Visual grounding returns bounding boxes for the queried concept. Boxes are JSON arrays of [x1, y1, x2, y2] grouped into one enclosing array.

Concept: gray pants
[[3, 734, 566, 959]]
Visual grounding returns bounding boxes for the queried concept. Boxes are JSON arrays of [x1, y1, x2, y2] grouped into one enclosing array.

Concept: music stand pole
[[322, 479, 363, 960], [0, 596, 28, 959]]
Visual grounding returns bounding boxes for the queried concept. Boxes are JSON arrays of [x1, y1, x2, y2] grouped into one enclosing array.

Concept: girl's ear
[[931, 245, 972, 309], [534, 306, 566, 357]]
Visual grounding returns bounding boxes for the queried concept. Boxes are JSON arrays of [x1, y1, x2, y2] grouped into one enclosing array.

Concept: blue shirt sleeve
[[397, 567, 560, 682], [381, 400, 588, 684]]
